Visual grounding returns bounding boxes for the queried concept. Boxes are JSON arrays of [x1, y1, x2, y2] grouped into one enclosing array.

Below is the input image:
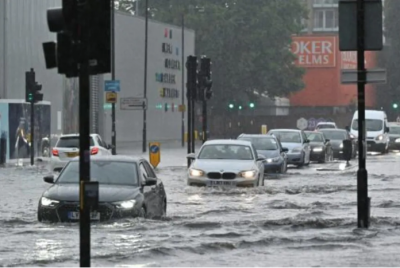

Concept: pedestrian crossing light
[[229, 103, 234, 109], [249, 102, 255, 108], [393, 103, 398, 109]]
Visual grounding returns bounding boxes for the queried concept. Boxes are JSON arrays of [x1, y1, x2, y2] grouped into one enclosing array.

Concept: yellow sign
[[178, 105, 186, 112], [106, 92, 117, 103], [149, 142, 161, 168], [261, 125, 267, 134]]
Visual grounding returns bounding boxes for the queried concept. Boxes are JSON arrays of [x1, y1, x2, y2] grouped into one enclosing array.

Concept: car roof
[[203, 139, 252, 146], [269, 129, 301, 132], [305, 130, 323, 134], [317, 122, 335, 125], [69, 155, 144, 163], [318, 128, 346, 132], [238, 134, 275, 138], [59, 133, 98, 138]]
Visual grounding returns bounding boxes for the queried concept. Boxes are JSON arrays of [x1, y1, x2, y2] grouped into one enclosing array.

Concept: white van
[[350, 110, 390, 154]]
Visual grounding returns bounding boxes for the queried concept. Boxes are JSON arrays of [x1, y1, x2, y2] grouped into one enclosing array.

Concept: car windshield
[[56, 161, 139, 186], [389, 126, 400, 135], [238, 137, 278, 150], [351, 119, 383, 131], [198, 144, 254, 160], [306, 132, 324, 142], [57, 136, 94, 148], [320, 131, 347, 140], [317, 124, 335, 129], [270, 131, 301, 143]]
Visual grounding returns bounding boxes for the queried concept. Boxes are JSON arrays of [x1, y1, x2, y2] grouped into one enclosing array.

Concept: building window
[[313, 0, 339, 6], [313, 8, 338, 31]]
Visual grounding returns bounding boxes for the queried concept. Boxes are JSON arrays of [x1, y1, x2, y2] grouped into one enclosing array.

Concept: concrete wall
[[101, 12, 195, 143], [1, 0, 63, 136]]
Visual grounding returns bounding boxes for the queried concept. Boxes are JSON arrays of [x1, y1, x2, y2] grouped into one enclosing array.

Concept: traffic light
[[229, 103, 234, 109], [25, 69, 43, 103], [199, 57, 213, 100], [43, 0, 111, 77], [238, 105, 243, 110], [249, 102, 255, 108], [393, 103, 398, 109], [186, 56, 198, 100], [34, 82, 43, 102]]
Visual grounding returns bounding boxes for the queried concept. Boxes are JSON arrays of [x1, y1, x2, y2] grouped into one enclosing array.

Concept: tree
[[118, 0, 306, 108]]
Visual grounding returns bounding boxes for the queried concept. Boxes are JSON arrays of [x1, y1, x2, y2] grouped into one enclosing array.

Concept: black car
[[305, 131, 333, 163], [319, 129, 356, 159], [388, 122, 400, 150], [237, 134, 288, 173], [38, 155, 167, 222]]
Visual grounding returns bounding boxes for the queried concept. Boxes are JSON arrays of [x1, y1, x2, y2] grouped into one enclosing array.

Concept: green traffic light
[[28, 93, 33, 101], [249, 102, 255, 108], [393, 103, 398, 109], [229, 104, 234, 109], [238, 105, 242, 110]]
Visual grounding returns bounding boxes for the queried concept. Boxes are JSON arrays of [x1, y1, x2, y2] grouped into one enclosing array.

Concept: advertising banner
[[292, 36, 336, 68]]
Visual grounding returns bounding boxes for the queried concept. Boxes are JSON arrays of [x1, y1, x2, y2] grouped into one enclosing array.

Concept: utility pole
[[111, 0, 117, 155], [44, 1, 111, 266], [186, 56, 197, 166], [181, 13, 185, 148], [356, 0, 369, 229], [142, 0, 148, 153]]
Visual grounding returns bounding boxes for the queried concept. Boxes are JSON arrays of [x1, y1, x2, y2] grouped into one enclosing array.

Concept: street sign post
[[341, 69, 387, 84], [296, 118, 308, 130], [120, 97, 147, 110], [105, 92, 117, 103], [104, 80, 120, 92], [261, 125, 268, 134], [149, 142, 161, 168]]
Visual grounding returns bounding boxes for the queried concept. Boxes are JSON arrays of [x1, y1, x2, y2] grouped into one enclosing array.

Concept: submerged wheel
[[139, 206, 146, 218]]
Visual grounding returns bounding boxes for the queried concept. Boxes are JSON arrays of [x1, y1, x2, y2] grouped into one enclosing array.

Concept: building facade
[[0, 1, 195, 144]]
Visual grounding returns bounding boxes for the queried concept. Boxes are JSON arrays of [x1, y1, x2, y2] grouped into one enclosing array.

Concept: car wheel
[[37, 211, 42, 222], [281, 163, 285, 173]]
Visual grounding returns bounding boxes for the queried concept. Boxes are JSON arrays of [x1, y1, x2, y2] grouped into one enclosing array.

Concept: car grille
[[56, 202, 115, 221], [207, 172, 237, 180]]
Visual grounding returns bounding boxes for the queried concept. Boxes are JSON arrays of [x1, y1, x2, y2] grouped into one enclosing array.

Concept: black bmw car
[[38, 155, 167, 222], [305, 131, 333, 163]]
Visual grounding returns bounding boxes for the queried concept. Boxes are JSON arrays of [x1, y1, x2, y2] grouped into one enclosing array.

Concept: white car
[[50, 133, 112, 172], [315, 122, 337, 130], [186, 139, 266, 187]]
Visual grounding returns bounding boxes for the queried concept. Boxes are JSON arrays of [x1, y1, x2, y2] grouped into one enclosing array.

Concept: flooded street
[[1, 153, 400, 267]]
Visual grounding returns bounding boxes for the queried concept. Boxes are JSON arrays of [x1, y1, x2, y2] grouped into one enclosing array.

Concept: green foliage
[[118, 0, 307, 106]]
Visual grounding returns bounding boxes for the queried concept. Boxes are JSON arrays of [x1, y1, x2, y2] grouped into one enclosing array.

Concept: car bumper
[[38, 201, 142, 222], [310, 150, 324, 161], [366, 140, 386, 152], [187, 177, 258, 187], [263, 160, 284, 173], [286, 153, 303, 164]]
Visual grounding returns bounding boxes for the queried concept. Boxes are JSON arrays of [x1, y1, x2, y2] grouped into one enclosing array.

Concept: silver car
[[187, 140, 266, 187], [267, 129, 311, 167]]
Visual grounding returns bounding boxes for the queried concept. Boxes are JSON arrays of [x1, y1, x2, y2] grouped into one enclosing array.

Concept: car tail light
[[52, 148, 59, 156], [91, 147, 99, 155]]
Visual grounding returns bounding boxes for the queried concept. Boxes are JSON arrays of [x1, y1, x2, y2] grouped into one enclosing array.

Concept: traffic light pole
[[79, 7, 91, 267], [202, 99, 207, 143], [191, 97, 195, 153], [356, 0, 370, 229], [187, 75, 192, 167], [30, 99, 34, 166], [111, 0, 117, 155]]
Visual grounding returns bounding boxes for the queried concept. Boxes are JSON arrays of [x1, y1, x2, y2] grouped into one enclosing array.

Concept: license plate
[[206, 180, 236, 187], [66, 152, 79, 157], [68, 211, 100, 220]]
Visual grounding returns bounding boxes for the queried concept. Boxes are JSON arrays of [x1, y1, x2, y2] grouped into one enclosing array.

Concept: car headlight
[[189, 168, 204, 177], [313, 147, 323, 152], [240, 170, 257, 179], [396, 138, 400, 143], [375, 134, 384, 141], [41, 197, 59, 207], [340, 143, 343, 148], [114, 200, 136, 210], [266, 157, 280, 163], [291, 147, 302, 153]]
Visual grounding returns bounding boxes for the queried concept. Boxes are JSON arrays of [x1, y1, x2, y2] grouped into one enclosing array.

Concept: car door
[[252, 144, 264, 176], [139, 160, 163, 217]]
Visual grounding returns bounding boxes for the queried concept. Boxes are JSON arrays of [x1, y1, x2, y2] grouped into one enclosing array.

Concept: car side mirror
[[304, 139, 310, 143], [281, 147, 289, 153], [257, 154, 266, 161], [325, 139, 330, 143], [345, 126, 350, 132], [386, 127, 390, 133], [43, 175, 54, 184], [144, 177, 157, 186], [187, 153, 196, 159]]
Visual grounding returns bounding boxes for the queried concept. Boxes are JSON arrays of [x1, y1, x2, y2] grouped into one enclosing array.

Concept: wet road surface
[[1, 152, 400, 266]]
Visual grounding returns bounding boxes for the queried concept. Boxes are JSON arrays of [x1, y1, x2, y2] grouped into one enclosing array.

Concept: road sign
[[340, 69, 387, 84], [104, 80, 120, 92], [297, 117, 308, 130], [178, 104, 186, 112], [149, 142, 160, 168], [105, 92, 117, 103], [261, 125, 267, 134], [120, 97, 147, 110]]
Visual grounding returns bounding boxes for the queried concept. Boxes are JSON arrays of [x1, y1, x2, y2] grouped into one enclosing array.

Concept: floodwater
[[1, 152, 400, 267]]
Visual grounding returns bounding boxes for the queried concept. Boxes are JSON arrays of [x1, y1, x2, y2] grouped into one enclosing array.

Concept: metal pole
[[187, 58, 192, 167], [191, 98, 195, 153], [202, 100, 207, 143], [181, 13, 185, 148], [30, 99, 34, 166], [79, 4, 91, 266], [2, 0, 7, 99], [142, 0, 148, 153], [356, 0, 369, 229], [136, 0, 140, 16], [111, 0, 117, 155]]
